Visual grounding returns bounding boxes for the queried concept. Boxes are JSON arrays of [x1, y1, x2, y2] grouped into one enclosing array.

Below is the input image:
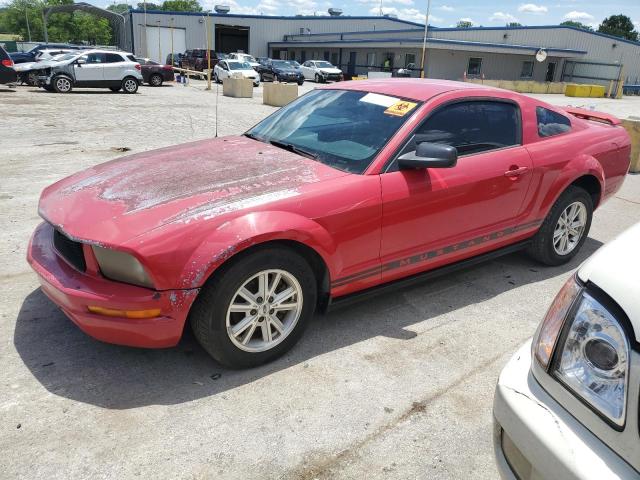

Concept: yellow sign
[[384, 100, 418, 117]]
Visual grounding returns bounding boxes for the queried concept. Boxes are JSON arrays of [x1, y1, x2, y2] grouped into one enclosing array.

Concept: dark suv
[[181, 50, 225, 72], [0, 45, 17, 85]]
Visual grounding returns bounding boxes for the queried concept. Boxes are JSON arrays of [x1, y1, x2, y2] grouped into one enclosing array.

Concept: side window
[[536, 106, 571, 137], [85, 53, 104, 64], [413, 101, 521, 156], [105, 53, 124, 63]]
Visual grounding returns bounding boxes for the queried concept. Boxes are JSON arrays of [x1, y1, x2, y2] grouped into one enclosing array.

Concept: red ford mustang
[[28, 79, 630, 368]]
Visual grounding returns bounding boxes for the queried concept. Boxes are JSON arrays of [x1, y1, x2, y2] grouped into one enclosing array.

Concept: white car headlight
[[533, 276, 630, 427], [92, 246, 154, 289]]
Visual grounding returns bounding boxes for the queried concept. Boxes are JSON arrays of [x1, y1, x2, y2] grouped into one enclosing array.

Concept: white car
[[300, 60, 342, 83], [493, 223, 640, 479], [213, 60, 259, 86], [38, 49, 143, 93], [227, 53, 260, 69]]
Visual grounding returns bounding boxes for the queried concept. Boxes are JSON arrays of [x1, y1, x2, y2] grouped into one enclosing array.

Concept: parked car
[[255, 58, 304, 84], [38, 49, 142, 93], [227, 52, 260, 69], [181, 49, 224, 72], [14, 49, 76, 85], [212, 59, 259, 86], [10, 43, 81, 64], [135, 57, 175, 86], [165, 52, 183, 68], [300, 60, 342, 82], [0, 45, 17, 85], [494, 222, 640, 479], [28, 79, 630, 368]]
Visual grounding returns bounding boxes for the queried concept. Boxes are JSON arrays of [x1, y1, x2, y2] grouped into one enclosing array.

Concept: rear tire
[[149, 73, 163, 86], [121, 76, 138, 94], [527, 186, 593, 265], [190, 247, 317, 368], [52, 75, 72, 93]]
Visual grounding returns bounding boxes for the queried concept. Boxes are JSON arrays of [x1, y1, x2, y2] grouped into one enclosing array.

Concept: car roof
[[320, 78, 501, 102]]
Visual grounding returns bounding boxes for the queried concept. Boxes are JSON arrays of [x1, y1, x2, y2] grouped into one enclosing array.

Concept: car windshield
[[272, 60, 292, 68], [228, 61, 251, 70], [286, 61, 301, 67], [315, 61, 333, 68], [245, 89, 419, 174]]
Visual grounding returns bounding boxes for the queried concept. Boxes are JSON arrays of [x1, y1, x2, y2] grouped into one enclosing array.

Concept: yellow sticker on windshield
[[384, 100, 418, 117]]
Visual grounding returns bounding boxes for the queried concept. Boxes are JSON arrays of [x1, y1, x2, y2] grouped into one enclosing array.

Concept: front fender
[[178, 211, 337, 289]]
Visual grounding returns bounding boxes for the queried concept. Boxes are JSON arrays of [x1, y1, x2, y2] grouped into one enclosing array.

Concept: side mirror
[[76, 58, 86, 65], [398, 142, 457, 169]]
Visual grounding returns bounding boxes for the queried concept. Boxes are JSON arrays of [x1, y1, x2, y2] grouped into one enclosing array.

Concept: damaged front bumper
[[27, 222, 199, 348], [492, 341, 637, 480]]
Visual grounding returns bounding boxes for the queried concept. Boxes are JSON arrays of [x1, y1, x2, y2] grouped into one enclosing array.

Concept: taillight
[[2, 59, 13, 67], [135, 63, 141, 71]]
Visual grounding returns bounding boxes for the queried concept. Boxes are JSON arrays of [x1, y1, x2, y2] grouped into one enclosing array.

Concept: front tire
[[190, 247, 317, 368], [527, 186, 593, 265], [315, 73, 321, 83], [52, 75, 73, 93], [121, 77, 139, 94]]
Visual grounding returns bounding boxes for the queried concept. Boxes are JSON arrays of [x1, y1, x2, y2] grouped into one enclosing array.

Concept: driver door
[[379, 99, 533, 283], [74, 52, 104, 85]]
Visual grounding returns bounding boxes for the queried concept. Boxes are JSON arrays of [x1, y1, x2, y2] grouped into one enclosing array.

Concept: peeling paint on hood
[[38, 136, 348, 245]]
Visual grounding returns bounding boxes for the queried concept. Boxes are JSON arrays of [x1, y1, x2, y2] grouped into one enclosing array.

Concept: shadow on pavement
[[14, 238, 602, 409]]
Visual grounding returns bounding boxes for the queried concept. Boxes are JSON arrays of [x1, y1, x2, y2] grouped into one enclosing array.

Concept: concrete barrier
[[263, 82, 298, 107], [466, 79, 566, 94], [621, 118, 640, 173], [223, 77, 253, 98]]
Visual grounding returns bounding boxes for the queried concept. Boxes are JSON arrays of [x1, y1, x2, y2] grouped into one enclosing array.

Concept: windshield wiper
[[243, 132, 263, 142], [268, 140, 318, 160]]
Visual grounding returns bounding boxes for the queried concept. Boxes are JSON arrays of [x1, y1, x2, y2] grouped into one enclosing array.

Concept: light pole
[[24, 1, 32, 42], [205, 11, 212, 90], [170, 17, 174, 66], [419, 0, 431, 78], [156, 19, 161, 64]]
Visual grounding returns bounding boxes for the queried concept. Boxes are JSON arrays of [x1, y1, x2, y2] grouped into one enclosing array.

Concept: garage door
[[145, 26, 186, 64]]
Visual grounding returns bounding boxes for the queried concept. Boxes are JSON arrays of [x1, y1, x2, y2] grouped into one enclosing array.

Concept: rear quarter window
[[537, 106, 571, 137]]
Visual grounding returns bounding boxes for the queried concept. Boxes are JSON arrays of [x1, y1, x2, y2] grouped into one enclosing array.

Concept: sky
[[100, 0, 640, 29]]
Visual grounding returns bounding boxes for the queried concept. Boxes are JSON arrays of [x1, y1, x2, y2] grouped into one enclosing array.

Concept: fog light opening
[[87, 306, 161, 319]]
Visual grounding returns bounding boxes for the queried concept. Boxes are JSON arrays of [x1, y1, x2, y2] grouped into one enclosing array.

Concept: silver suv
[[39, 49, 143, 93]]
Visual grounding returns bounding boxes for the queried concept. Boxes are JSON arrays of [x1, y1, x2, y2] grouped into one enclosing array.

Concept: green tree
[[560, 20, 593, 31], [597, 14, 638, 41], [137, 2, 161, 10], [0, 0, 111, 44], [106, 3, 130, 14], [161, 0, 202, 12], [456, 20, 473, 28]]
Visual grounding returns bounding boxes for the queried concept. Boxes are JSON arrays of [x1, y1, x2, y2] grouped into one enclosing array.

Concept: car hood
[[320, 68, 342, 74], [234, 69, 257, 77], [275, 68, 299, 73], [39, 136, 348, 246], [14, 60, 56, 72], [578, 222, 640, 342]]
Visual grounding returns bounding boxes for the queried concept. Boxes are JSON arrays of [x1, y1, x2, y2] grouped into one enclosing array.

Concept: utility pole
[[144, 0, 148, 57], [24, 2, 32, 42], [420, 0, 431, 78], [206, 11, 212, 90]]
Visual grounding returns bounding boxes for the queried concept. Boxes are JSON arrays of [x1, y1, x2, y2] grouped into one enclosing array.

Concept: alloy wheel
[[56, 77, 71, 92], [124, 79, 137, 92], [226, 269, 303, 353], [553, 201, 587, 255]]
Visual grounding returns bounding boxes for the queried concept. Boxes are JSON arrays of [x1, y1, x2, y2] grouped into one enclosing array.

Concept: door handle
[[504, 166, 528, 177]]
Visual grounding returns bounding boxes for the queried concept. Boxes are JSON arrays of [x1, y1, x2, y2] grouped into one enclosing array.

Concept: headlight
[[533, 276, 630, 427], [92, 246, 154, 288]]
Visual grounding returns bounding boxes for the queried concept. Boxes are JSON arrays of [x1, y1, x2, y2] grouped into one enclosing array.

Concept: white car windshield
[[315, 61, 333, 68], [54, 53, 78, 61], [228, 61, 251, 70]]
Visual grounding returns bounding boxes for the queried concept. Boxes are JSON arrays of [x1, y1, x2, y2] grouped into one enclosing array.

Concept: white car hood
[[320, 68, 341, 74], [14, 60, 56, 72], [578, 222, 640, 341], [231, 69, 257, 78]]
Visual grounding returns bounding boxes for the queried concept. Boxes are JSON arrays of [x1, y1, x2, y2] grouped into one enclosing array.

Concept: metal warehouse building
[[124, 9, 640, 86]]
